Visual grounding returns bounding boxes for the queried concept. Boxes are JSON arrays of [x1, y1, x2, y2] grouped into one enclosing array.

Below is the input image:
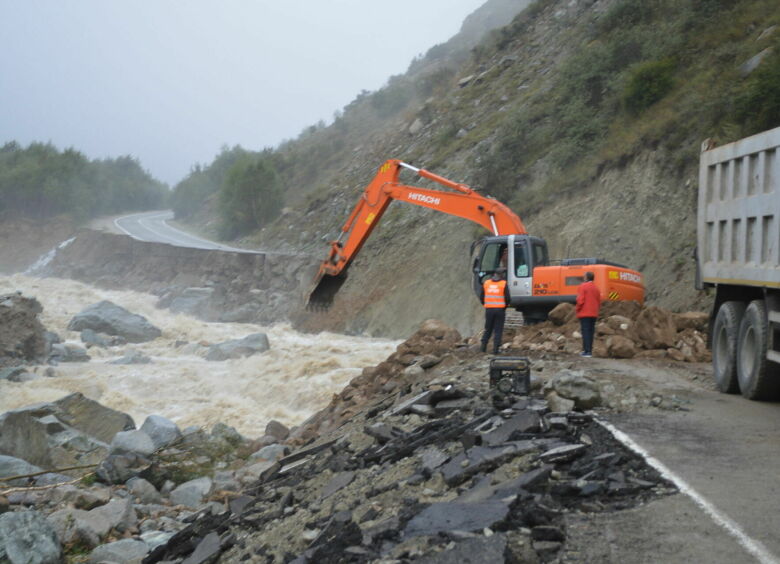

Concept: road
[[565, 358, 780, 563], [112, 210, 255, 253]]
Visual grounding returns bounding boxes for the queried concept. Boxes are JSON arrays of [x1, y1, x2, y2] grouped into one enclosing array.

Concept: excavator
[[306, 159, 644, 322]]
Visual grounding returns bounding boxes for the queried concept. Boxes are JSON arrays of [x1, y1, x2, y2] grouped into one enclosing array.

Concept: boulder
[[67, 301, 161, 343], [673, 311, 709, 332], [139, 530, 174, 551], [605, 315, 633, 332], [95, 453, 151, 485], [0, 367, 28, 382], [545, 391, 575, 413], [127, 478, 163, 505], [89, 538, 148, 564], [205, 332, 269, 361], [548, 303, 575, 326], [140, 415, 182, 449], [634, 306, 678, 349], [264, 420, 289, 441], [42, 484, 110, 509], [0, 293, 47, 364], [53, 392, 135, 442], [170, 477, 213, 508], [249, 444, 288, 464], [0, 406, 112, 469], [47, 507, 101, 549], [110, 350, 152, 365], [52, 498, 138, 539], [110, 430, 156, 456], [0, 510, 61, 564], [545, 370, 601, 409], [667, 348, 686, 362], [80, 329, 125, 348], [417, 319, 462, 343], [606, 335, 637, 359], [211, 422, 244, 446], [0, 455, 43, 487], [408, 118, 424, 135], [49, 343, 90, 363]]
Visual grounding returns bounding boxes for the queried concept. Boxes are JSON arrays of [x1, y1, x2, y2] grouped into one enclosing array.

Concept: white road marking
[[111, 210, 308, 256], [598, 419, 780, 564]]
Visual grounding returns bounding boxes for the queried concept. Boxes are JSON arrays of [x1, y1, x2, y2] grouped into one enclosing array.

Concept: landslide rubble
[[141, 321, 676, 563], [0, 317, 700, 562], [509, 302, 710, 363]]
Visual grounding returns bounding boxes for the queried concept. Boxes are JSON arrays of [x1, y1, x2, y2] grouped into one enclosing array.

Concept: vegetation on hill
[[472, 0, 780, 211], [170, 0, 780, 334], [170, 145, 285, 239], [0, 141, 167, 221]]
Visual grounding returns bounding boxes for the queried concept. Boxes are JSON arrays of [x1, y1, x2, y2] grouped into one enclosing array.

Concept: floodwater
[[0, 274, 399, 437]]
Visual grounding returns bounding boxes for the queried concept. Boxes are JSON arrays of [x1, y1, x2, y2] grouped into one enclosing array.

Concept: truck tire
[[737, 299, 780, 400], [712, 301, 745, 393]]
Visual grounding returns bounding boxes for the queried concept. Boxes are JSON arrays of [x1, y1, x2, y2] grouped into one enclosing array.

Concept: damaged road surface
[[146, 378, 679, 563]]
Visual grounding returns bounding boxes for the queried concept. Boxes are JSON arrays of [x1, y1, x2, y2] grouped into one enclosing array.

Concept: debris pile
[[146, 359, 674, 563], [0, 320, 678, 563], [510, 302, 710, 362]]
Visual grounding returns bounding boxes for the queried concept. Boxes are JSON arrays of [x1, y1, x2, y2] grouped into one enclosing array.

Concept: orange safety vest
[[483, 279, 507, 309]]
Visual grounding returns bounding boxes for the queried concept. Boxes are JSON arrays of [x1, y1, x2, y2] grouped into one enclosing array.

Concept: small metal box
[[489, 356, 531, 396]]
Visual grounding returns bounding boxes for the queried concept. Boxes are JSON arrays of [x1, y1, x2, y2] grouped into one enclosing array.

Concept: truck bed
[[698, 126, 780, 288]]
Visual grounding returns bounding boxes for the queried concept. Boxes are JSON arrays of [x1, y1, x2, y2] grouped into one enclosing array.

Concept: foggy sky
[[1, 1, 487, 186]]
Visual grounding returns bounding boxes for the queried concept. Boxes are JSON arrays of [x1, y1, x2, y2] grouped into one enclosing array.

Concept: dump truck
[[698, 126, 780, 399], [307, 159, 644, 322]]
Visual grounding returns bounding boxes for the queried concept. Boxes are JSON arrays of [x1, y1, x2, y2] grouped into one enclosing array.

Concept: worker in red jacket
[[576, 271, 601, 357], [480, 268, 510, 354]]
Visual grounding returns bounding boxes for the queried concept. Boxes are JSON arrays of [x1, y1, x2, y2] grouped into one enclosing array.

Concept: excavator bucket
[[305, 272, 348, 311]]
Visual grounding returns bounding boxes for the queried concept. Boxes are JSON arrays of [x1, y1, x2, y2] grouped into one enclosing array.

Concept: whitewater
[[0, 274, 399, 437]]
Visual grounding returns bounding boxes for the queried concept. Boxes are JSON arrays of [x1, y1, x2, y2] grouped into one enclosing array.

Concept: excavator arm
[[306, 159, 526, 309]]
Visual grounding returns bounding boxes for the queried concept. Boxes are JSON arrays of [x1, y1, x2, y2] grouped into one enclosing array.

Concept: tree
[[218, 154, 284, 239]]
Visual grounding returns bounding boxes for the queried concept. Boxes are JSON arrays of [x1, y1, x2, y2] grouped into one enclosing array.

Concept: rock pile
[[511, 302, 710, 362], [145, 360, 673, 563], [0, 319, 679, 563], [0, 391, 294, 563]]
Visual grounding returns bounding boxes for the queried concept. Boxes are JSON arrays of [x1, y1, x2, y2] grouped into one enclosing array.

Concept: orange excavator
[[307, 159, 644, 322]]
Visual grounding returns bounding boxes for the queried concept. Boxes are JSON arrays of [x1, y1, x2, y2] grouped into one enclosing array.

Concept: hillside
[[177, 0, 780, 338]]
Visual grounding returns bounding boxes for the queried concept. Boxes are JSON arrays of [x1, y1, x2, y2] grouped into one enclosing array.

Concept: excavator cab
[[472, 235, 551, 322]]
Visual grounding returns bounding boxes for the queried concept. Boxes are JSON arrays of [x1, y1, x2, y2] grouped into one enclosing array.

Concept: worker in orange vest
[[480, 268, 510, 354], [576, 271, 601, 357]]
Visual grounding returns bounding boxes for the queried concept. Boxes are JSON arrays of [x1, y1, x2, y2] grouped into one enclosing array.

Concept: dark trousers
[[580, 317, 596, 355], [482, 308, 506, 353]]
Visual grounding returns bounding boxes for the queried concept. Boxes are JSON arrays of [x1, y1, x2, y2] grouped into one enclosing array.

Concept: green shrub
[[621, 58, 676, 115], [734, 49, 780, 135], [597, 0, 662, 34], [218, 154, 284, 239], [370, 78, 414, 118]]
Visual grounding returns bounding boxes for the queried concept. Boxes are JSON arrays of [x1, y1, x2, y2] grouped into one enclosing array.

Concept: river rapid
[[0, 274, 399, 437]]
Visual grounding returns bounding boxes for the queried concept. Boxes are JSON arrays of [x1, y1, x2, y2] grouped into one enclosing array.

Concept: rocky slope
[[180, 0, 780, 338]]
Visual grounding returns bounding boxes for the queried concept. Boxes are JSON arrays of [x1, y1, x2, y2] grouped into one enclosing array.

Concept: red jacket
[[576, 280, 601, 318]]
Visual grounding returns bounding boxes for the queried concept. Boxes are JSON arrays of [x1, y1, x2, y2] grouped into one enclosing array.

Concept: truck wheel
[[712, 301, 745, 393], [737, 300, 780, 400]]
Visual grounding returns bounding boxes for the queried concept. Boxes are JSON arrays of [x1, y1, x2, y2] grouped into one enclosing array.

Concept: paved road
[[578, 358, 780, 563], [113, 210, 254, 253]]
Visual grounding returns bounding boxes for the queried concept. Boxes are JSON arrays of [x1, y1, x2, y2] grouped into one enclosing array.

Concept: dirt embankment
[[0, 216, 77, 274], [38, 230, 319, 325]]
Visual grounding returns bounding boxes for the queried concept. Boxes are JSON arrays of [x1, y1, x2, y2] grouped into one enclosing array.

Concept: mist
[[1, 1, 487, 185]]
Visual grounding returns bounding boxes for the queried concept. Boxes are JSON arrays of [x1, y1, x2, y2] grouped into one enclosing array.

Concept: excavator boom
[[306, 160, 526, 309]]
